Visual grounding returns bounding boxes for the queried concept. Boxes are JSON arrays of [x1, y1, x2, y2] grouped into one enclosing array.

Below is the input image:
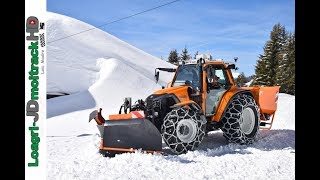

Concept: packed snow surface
[[47, 12, 295, 180]]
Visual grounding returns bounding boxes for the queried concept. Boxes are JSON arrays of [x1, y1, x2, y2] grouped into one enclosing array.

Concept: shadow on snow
[[47, 90, 96, 118], [162, 129, 295, 160]]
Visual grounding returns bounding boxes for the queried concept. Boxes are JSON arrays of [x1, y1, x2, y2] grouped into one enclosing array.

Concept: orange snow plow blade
[[243, 86, 280, 129]]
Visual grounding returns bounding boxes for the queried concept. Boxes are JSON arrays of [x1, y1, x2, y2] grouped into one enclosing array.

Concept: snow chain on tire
[[220, 93, 260, 144], [161, 107, 206, 154]]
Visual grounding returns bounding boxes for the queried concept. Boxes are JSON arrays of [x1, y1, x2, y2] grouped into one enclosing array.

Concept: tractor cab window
[[172, 64, 200, 90], [212, 69, 227, 87]]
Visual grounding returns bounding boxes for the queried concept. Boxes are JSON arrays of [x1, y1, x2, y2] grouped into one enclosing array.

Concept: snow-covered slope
[[46, 12, 295, 180], [47, 12, 174, 95], [47, 12, 175, 117]]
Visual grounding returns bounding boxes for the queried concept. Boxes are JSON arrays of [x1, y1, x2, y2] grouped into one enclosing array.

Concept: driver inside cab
[[208, 75, 221, 90]]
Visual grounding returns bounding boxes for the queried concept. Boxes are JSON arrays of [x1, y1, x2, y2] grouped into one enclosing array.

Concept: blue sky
[[48, 0, 295, 76]]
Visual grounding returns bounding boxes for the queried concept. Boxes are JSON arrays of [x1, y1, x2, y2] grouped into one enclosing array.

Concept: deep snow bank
[[47, 12, 175, 95], [47, 12, 175, 117], [271, 93, 295, 130]]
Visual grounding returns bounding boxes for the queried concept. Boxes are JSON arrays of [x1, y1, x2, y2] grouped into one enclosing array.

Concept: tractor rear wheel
[[220, 94, 260, 144], [161, 107, 206, 154]]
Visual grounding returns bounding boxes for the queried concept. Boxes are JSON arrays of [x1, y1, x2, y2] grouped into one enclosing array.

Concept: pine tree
[[236, 72, 247, 87], [247, 75, 255, 81], [181, 46, 190, 61], [168, 49, 179, 64], [286, 32, 295, 95], [253, 23, 287, 86], [254, 53, 268, 85], [276, 32, 295, 94]]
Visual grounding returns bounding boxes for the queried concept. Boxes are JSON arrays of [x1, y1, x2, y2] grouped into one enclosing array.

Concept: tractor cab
[[167, 58, 236, 116]]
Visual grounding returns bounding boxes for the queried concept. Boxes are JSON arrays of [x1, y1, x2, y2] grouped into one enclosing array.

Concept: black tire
[[220, 93, 260, 144], [161, 107, 206, 154]]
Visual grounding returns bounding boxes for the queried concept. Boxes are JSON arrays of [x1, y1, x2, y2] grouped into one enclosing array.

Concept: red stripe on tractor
[[132, 111, 144, 118]]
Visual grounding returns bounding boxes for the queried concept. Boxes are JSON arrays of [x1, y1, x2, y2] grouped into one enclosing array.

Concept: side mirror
[[155, 71, 159, 83], [197, 58, 205, 65], [227, 64, 236, 69]]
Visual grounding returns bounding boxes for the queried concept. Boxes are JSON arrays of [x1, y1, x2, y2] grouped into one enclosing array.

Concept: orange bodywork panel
[[153, 86, 190, 102], [210, 86, 247, 122], [109, 111, 145, 120], [109, 113, 132, 120], [242, 86, 280, 115], [201, 69, 207, 111], [171, 100, 201, 109]]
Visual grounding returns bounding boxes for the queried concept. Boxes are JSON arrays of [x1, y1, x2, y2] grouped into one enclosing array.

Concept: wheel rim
[[240, 107, 256, 135], [176, 119, 198, 143]]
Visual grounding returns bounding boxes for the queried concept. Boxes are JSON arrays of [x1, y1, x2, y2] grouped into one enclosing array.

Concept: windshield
[[172, 64, 200, 89]]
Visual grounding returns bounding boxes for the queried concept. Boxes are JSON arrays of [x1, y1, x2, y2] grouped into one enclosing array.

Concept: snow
[[244, 79, 254, 86], [270, 93, 295, 130], [47, 12, 175, 118], [47, 12, 175, 95], [232, 71, 240, 78], [46, 12, 295, 180]]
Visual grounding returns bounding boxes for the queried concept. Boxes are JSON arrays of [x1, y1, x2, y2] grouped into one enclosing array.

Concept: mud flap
[[101, 119, 162, 156]]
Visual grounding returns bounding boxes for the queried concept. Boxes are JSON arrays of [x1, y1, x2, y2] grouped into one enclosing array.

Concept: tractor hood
[[153, 86, 191, 102], [153, 86, 189, 95]]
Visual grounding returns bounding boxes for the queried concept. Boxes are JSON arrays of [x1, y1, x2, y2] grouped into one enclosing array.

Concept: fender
[[212, 87, 253, 122], [171, 100, 202, 112]]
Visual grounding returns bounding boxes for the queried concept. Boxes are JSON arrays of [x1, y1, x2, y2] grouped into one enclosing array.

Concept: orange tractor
[[89, 56, 280, 157]]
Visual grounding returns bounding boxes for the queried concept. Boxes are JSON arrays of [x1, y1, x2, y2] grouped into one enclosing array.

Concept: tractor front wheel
[[161, 107, 206, 154]]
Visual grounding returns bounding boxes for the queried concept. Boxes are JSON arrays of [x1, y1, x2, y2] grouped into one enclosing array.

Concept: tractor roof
[[178, 54, 237, 68], [179, 59, 234, 67]]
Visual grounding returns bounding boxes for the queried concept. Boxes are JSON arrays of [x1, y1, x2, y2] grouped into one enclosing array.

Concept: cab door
[[205, 65, 229, 116]]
